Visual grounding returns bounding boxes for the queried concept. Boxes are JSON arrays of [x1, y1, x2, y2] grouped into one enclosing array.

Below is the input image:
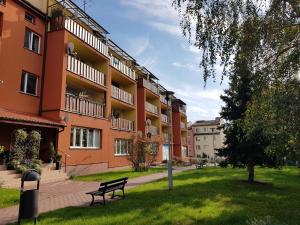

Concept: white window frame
[[114, 139, 132, 156], [25, 12, 35, 24], [20, 72, 38, 96], [24, 28, 41, 53], [70, 127, 100, 149]]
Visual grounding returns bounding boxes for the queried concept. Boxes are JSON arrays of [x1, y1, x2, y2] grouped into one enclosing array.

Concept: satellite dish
[[67, 42, 74, 55], [146, 119, 152, 126]]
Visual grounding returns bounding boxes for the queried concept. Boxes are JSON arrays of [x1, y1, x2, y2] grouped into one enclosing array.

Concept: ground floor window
[[70, 127, 100, 149], [149, 142, 159, 155], [115, 139, 132, 156]]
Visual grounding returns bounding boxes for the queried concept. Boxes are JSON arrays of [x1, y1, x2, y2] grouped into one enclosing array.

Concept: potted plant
[[55, 154, 62, 170], [0, 145, 5, 165]]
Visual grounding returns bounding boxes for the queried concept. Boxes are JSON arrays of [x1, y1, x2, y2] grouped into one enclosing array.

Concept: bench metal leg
[[122, 188, 125, 199], [102, 195, 106, 205], [90, 195, 95, 206]]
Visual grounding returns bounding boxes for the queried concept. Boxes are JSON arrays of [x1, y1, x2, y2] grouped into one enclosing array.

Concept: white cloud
[[140, 57, 157, 68], [172, 61, 201, 72], [148, 22, 181, 37], [127, 36, 150, 57]]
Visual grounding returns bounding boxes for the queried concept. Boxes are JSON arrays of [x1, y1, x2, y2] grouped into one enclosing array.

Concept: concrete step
[[0, 165, 7, 171]]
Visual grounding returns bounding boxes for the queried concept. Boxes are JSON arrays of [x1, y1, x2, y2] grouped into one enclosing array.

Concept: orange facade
[[0, 0, 188, 175]]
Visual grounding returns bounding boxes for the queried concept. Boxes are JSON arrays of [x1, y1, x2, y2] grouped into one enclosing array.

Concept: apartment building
[[0, 0, 188, 175], [192, 117, 225, 160], [172, 99, 188, 160], [187, 124, 195, 157]]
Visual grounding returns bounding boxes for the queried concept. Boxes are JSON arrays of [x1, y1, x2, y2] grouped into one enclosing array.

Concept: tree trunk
[[247, 163, 254, 183]]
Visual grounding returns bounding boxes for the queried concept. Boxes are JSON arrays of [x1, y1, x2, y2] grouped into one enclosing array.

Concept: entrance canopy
[[0, 108, 65, 129]]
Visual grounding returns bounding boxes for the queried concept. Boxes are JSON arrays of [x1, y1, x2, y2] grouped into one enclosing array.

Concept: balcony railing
[[180, 122, 187, 129], [112, 118, 134, 131], [162, 133, 168, 142], [160, 95, 168, 105], [110, 55, 136, 80], [143, 79, 159, 95], [161, 114, 169, 123], [146, 102, 158, 115], [179, 106, 187, 115], [65, 93, 104, 118], [111, 86, 134, 105], [64, 18, 108, 57], [181, 138, 187, 145], [148, 125, 158, 136], [67, 55, 105, 86]]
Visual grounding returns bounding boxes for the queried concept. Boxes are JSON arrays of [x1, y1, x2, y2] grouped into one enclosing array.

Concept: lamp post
[[162, 90, 175, 190]]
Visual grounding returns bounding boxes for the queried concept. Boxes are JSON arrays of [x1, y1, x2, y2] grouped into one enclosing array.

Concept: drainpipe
[[39, 0, 49, 116]]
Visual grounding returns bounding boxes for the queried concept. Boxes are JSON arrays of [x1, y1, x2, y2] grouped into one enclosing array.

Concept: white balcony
[[111, 86, 134, 105], [160, 95, 168, 105], [65, 93, 104, 118], [146, 102, 158, 115], [148, 125, 158, 136], [143, 79, 159, 95], [180, 122, 187, 129], [112, 118, 134, 131], [162, 133, 169, 142], [181, 138, 187, 145], [64, 18, 108, 57], [110, 55, 136, 80], [179, 105, 187, 115], [161, 114, 169, 123], [67, 55, 105, 87]]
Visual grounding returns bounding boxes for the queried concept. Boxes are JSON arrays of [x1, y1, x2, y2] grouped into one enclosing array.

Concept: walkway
[[0, 166, 194, 225]]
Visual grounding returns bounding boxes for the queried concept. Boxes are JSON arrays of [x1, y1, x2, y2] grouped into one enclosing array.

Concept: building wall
[[0, 0, 45, 114], [193, 121, 224, 159]]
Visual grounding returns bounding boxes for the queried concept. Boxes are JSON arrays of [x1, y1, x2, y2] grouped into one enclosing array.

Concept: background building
[[192, 117, 225, 160]]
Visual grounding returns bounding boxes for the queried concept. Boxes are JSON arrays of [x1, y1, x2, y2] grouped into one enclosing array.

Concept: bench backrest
[[98, 177, 128, 191]]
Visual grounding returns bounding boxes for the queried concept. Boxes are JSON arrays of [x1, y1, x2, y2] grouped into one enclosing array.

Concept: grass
[[73, 167, 167, 182], [0, 188, 19, 208], [18, 167, 300, 225]]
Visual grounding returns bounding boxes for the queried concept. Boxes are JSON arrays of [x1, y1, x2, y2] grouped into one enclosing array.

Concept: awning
[[0, 108, 66, 129]]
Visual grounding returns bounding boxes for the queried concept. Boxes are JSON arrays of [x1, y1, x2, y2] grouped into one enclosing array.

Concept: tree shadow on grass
[[18, 169, 300, 225]]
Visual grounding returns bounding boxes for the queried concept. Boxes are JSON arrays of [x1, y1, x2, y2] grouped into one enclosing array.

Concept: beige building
[[192, 117, 225, 160]]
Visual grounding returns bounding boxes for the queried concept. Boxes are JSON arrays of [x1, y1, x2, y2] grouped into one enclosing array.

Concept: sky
[[72, 0, 229, 122]]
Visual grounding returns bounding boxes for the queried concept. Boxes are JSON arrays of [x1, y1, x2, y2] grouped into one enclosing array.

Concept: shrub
[[247, 216, 286, 225], [27, 130, 41, 160], [219, 160, 228, 168], [16, 164, 27, 174], [55, 154, 62, 162], [10, 129, 27, 162], [31, 163, 42, 174]]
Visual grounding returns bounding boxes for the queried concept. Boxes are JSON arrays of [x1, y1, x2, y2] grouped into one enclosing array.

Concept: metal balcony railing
[[112, 118, 134, 131], [111, 86, 134, 105], [181, 138, 187, 145], [146, 102, 158, 115], [160, 95, 168, 105], [64, 18, 108, 57], [110, 55, 136, 80], [67, 55, 105, 86], [161, 114, 169, 123], [162, 133, 169, 142], [180, 122, 187, 129], [65, 93, 104, 118], [148, 125, 158, 136], [143, 79, 159, 94]]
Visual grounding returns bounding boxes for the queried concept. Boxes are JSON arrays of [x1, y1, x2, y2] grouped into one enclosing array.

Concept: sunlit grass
[[0, 188, 19, 208], [17, 167, 300, 225]]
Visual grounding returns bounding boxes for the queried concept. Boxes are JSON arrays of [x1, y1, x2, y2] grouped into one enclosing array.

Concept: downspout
[[39, 0, 49, 116]]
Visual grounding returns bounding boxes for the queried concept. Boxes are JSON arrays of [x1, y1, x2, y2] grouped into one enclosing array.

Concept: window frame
[[25, 12, 35, 24], [20, 71, 38, 96], [24, 28, 41, 54], [70, 127, 101, 149], [114, 139, 132, 156], [0, 0, 6, 5]]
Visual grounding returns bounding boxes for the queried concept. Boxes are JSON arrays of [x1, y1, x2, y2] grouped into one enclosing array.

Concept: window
[[25, 12, 35, 24], [0, 0, 5, 5], [0, 13, 2, 37], [203, 136, 206, 141], [24, 28, 40, 53], [70, 127, 100, 148], [149, 142, 159, 155], [20, 71, 38, 96], [115, 139, 132, 155]]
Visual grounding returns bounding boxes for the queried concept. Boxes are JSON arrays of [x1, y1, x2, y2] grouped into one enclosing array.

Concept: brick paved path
[[0, 166, 194, 225]]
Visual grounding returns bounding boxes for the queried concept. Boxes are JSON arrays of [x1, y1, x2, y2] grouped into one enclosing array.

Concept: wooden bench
[[86, 177, 128, 206]]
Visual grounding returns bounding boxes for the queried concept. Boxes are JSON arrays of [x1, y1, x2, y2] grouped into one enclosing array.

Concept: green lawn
[[73, 167, 167, 182], [18, 167, 300, 225], [0, 188, 19, 208]]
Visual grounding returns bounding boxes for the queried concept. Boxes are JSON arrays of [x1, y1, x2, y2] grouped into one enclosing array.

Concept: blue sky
[[73, 0, 228, 122]]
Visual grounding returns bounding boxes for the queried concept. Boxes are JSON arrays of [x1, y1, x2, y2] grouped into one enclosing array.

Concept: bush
[[55, 154, 62, 162], [27, 130, 41, 160], [31, 163, 42, 174], [247, 216, 286, 225], [16, 165, 27, 174], [219, 160, 228, 168]]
